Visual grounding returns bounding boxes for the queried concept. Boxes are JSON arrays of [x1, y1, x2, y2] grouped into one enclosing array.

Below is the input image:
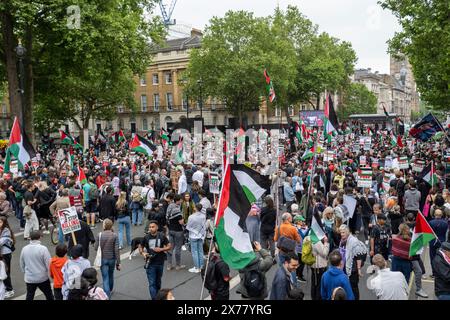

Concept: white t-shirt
[[141, 186, 155, 210]]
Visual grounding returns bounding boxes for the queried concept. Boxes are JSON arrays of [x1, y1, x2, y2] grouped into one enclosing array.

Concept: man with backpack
[[270, 252, 300, 300], [83, 177, 99, 229], [130, 181, 144, 226], [237, 241, 273, 300], [202, 241, 230, 300]]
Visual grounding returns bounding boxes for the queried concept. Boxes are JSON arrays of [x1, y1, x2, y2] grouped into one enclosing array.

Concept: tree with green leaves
[[1, 0, 165, 144], [182, 11, 274, 125], [337, 83, 377, 120], [295, 32, 357, 110], [379, 0, 450, 111]]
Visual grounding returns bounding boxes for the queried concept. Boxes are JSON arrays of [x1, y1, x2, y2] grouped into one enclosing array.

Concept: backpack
[[276, 225, 296, 253], [243, 268, 265, 298], [88, 184, 99, 199], [131, 190, 143, 203], [301, 238, 316, 266], [201, 257, 219, 291]]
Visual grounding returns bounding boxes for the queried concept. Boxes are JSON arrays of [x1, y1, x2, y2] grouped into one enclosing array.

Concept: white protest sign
[[343, 195, 357, 221], [58, 207, 81, 235], [360, 156, 367, 166], [398, 156, 409, 169], [209, 172, 220, 194]]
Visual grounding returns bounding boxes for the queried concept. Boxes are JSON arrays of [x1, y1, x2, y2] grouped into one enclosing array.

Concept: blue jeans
[[391, 256, 412, 283], [132, 208, 143, 225], [100, 258, 116, 298], [118, 216, 131, 248], [15, 204, 25, 228], [190, 238, 204, 269], [146, 264, 164, 300], [438, 294, 450, 300]]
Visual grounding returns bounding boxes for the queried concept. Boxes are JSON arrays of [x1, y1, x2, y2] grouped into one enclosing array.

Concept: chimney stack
[[191, 28, 203, 38]]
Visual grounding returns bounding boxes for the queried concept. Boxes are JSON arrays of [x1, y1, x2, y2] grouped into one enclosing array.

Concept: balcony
[[118, 104, 227, 114]]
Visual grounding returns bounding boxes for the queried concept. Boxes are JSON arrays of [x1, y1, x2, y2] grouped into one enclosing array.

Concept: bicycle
[[49, 224, 60, 245]]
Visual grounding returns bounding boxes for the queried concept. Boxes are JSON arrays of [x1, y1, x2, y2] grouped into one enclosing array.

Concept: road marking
[[204, 274, 240, 300], [13, 250, 133, 300], [14, 231, 24, 237]]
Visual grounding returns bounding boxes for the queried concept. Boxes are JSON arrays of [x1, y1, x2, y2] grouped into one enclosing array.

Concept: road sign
[[209, 172, 220, 194], [58, 207, 81, 235]]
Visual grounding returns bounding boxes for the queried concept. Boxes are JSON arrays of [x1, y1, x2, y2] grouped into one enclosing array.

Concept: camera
[[144, 250, 157, 269]]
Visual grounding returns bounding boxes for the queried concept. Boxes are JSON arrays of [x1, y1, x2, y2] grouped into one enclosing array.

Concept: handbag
[[94, 233, 102, 268]]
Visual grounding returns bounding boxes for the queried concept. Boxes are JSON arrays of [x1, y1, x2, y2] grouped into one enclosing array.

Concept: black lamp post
[[197, 79, 204, 145], [15, 41, 26, 128]]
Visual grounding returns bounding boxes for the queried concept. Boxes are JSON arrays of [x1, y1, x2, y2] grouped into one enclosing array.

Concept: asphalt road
[[5, 215, 436, 300]]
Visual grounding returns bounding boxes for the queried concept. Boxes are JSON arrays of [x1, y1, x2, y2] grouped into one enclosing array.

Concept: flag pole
[[432, 113, 450, 144], [304, 126, 322, 220]]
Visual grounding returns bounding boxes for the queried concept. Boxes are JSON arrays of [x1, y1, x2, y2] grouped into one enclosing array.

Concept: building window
[[118, 119, 124, 129], [142, 118, 148, 131], [301, 105, 306, 111], [182, 95, 188, 110], [1, 104, 6, 115], [140, 75, 146, 86], [288, 105, 295, 116], [213, 116, 217, 125], [162, 51, 171, 56], [141, 95, 147, 112], [211, 98, 217, 110], [152, 74, 159, 85], [275, 108, 281, 117], [166, 93, 173, 111], [165, 72, 172, 84], [107, 121, 113, 130], [196, 99, 202, 110], [117, 105, 124, 113], [153, 94, 160, 111]]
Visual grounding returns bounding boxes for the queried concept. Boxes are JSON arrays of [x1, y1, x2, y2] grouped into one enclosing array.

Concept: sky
[[163, 0, 402, 74]]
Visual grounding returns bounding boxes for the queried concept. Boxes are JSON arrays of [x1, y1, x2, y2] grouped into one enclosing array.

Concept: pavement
[[5, 215, 436, 300]]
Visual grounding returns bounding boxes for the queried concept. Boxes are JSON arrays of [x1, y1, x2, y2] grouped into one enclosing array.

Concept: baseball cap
[[293, 215, 305, 223]]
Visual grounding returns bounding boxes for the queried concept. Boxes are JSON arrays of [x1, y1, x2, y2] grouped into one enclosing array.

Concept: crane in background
[[158, 0, 178, 26]]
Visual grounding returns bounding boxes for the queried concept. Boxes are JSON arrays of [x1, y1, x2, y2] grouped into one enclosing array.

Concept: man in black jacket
[[98, 186, 116, 221], [433, 242, 450, 300], [65, 220, 95, 259]]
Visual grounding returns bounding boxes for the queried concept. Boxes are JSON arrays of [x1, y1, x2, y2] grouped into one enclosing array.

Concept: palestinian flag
[[4, 117, 36, 172], [390, 134, 397, 146], [60, 130, 74, 145], [77, 166, 87, 185], [302, 146, 315, 160], [409, 211, 436, 257], [420, 162, 438, 186], [310, 212, 326, 244], [118, 130, 125, 143], [382, 104, 389, 117], [324, 94, 339, 136], [130, 134, 155, 157], [295, 122, 302, 143], [263, 69, 276, 103], [174, 136, 184, 163], [215, 164, 270, 269], [67, 150, 74, 169], [397, 135, 404, 148]]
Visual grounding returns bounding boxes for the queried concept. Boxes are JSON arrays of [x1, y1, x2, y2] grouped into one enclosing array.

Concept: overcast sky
[[166, 0, 401, 74]]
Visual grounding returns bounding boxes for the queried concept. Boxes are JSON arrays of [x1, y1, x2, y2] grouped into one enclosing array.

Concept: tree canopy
[[380, 0, 450, 111], [182, 6, 357, 123], [337, 83, 377, 120]]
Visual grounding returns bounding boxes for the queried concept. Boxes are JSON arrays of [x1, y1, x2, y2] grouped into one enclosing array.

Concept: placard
[[384, 156, 392, 169], [382, 173, 391, 192], [58, 207, 81, 235], [359, 156, 367, 166], [412, 159, 425, 172], [209, 172, 220, 194], [398, 156, 409, 169], [357, 169, 372, 188], [371, 158, 379, 169]]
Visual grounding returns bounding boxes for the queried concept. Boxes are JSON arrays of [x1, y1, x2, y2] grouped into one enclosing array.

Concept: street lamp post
[[15, 41, 26, 129], [197, 79, 204, 145]]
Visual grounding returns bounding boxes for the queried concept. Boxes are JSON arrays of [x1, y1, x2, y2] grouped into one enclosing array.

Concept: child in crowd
[[49, 244, 69, 300], [0, 254, 7, 300]]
